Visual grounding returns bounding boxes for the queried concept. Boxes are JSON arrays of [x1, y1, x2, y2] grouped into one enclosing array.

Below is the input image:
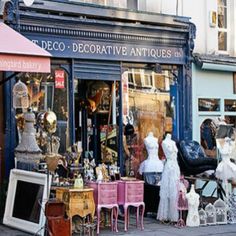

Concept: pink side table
[[117, 180, 145, 231], [88, 181, 118, 235]]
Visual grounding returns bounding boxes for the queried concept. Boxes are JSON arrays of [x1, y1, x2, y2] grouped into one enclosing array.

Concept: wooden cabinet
[[55, 187, 95, 220]]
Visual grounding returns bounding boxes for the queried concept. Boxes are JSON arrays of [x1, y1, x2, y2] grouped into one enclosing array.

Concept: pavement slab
[[1, 217, 236, 236]]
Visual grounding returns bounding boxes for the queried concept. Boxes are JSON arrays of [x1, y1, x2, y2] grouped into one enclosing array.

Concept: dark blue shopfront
[[3, 2, 195, 177]]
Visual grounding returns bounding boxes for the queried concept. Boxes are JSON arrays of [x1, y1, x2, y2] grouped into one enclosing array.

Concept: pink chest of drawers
[[88, 181, 118, 205], [87, 181, 119, 235], [117, 180, 144, 205], [117, 180, 145, 231]]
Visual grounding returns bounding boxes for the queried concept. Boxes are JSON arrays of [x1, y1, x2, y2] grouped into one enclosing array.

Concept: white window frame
[[217, 0, 230, 54]]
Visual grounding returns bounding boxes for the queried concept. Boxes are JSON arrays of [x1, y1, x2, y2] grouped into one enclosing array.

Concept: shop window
[[17, 67, 69, 154], [217, 0, 228, 51], [123, 66, 176, 176], [198, 98, 220, 112], [224, 99, 236, 112]]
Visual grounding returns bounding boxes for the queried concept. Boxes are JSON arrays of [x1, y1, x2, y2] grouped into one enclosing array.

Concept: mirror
[[3, 169, 51, 236]]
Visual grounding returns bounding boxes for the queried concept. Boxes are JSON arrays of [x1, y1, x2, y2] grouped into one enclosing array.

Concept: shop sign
[[29, 36, 186, 64], [55, 70, 65, 89]]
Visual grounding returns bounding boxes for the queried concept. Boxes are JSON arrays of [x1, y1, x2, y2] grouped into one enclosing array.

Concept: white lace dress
[[215, 139, 236, 181], [157, 137, 180, 222]]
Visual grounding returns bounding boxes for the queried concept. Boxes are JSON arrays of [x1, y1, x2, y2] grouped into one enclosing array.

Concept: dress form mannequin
[[157, 133, 180, 222], [216, 137, 236, 199], [216, 137, 236, 181], [139, 132, 164, 174], [186, 184, 200, 227]]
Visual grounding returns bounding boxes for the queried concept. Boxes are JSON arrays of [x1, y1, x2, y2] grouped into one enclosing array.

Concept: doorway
[[74, 79, 120, 165]]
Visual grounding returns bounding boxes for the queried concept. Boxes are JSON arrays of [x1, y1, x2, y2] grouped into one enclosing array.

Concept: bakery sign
[[29, 36, 185, 64]]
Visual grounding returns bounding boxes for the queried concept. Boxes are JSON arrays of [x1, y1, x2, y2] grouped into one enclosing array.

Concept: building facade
[[2, 0, 195, 176], [145, 0, 236, 154]]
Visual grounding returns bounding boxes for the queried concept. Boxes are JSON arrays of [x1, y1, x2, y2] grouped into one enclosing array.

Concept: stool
[[117, 180, 145, 231], [88, 182, 118, 235]]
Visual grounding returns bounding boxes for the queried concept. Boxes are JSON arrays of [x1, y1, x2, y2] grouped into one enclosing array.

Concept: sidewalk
[[1, 216, 236, 236]]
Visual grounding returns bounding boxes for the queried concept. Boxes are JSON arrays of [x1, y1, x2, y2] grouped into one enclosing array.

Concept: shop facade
[[192, 54, 236, 156], [3, 1, 195, 176]]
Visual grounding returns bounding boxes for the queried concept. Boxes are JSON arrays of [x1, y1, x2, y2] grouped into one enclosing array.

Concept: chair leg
[[136, 206, 139, 228], [97, 207, 101, 235], [140, 204, 145, 230], [114, 206, 118, 233], [124, 206, 128, 232], [127, 206, 130, 230], [111, 208, 113, 232]]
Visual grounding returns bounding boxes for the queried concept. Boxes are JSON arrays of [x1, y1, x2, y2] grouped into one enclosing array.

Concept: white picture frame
[[3, 169, 51, 236]]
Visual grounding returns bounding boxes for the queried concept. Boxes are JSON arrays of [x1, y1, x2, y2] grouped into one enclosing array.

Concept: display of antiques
[[83, 158, 96, 181]]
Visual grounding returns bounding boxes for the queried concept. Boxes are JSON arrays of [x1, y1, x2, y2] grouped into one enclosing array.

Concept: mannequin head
[[190, 184, 195, 193], [147, 131, 154, 137], [165, 133, 172, 140]]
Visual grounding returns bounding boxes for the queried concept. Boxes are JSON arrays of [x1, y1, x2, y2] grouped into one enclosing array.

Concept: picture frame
[[3, 169, 51, 236]]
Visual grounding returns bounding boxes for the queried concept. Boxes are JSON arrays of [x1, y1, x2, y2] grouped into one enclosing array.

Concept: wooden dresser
[[55, 187, 95, 220]]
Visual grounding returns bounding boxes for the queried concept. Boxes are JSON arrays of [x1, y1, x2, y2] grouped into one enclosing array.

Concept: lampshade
[[13, 80, 29, 109]]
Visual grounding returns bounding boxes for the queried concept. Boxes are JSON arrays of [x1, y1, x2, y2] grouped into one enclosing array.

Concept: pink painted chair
[[88, 182, 118, 235], [117, 180, 145, 231]]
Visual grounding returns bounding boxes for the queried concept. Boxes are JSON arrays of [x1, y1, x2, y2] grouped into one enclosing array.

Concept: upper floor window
[[217, 0, 228, 51]]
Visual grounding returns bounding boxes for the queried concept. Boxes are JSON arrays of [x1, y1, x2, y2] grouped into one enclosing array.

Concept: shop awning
[[193, 53, 236, 72], [0, 22, 51, 73]]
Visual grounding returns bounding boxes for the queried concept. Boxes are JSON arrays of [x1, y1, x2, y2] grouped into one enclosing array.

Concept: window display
[[122, 66, 177, 177], [17, 67, 69, 154]]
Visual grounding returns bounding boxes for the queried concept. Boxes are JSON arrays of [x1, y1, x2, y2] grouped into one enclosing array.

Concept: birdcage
[[205, 203, 216, 225], [13, 80, 29, 109], [214, 198, 227, 224], [199, 208, 207, 226]]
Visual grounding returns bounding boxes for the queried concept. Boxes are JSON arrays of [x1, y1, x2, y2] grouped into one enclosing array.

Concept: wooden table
[[55, 187, 95, 221]]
